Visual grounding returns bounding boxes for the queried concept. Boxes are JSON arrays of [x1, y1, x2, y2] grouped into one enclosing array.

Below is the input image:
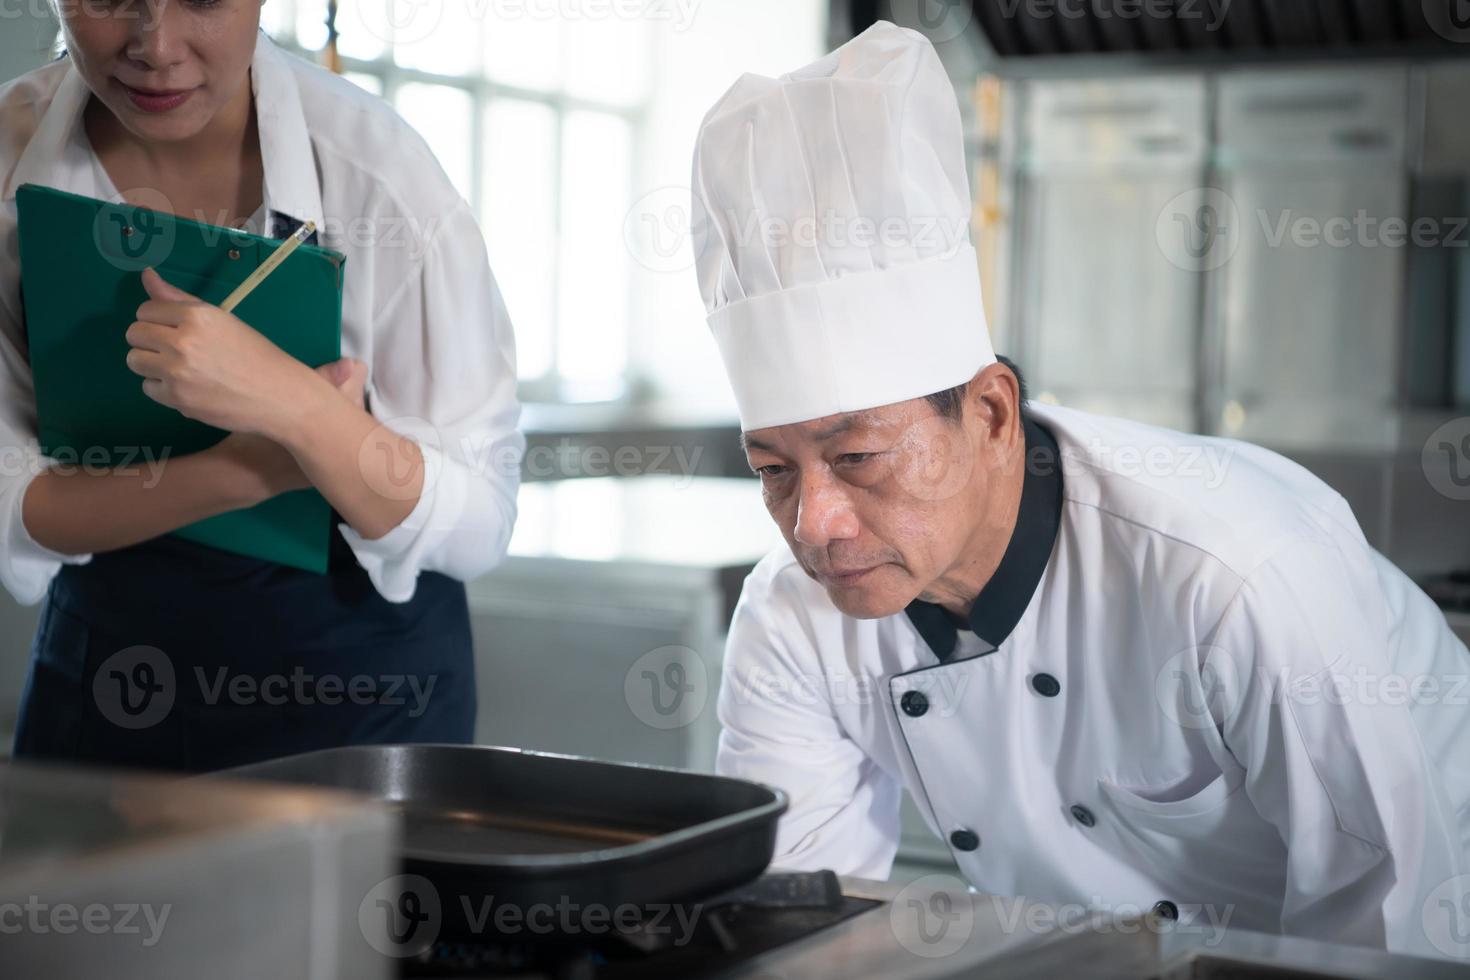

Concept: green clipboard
[[15, 183, 345, 573]]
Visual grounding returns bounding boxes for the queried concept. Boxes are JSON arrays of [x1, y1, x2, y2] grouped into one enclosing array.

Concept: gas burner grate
[[400, 871, 880, 980]]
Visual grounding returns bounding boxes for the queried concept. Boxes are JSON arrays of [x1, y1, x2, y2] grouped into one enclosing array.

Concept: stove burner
[[399, 871, 879, 979]]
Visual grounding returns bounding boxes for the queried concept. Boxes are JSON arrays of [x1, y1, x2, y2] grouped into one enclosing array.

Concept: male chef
[[690, 21, 1470, 959]]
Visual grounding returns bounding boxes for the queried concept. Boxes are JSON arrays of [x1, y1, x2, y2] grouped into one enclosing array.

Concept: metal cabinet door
[[1214, 170, 1407, 449], [1020, 173, 1204, 431], [1017, 77, 1208, 431], [1212, 67, 1411, 450]]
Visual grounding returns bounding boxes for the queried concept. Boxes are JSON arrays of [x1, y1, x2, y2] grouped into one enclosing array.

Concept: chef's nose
[[793, 472, 860, 547], [128, 0, 186, 68]]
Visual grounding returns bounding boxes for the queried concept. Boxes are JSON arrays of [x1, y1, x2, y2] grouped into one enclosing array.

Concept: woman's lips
[[119, 81, 194, 114]]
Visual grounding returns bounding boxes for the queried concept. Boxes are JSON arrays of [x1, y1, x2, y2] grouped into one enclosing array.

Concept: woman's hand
[[124, 267, 322, 438], [209, 358, 371, 505]]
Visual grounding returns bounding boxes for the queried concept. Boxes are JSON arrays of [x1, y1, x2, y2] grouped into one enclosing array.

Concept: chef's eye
[[836, 452, 876, 466], [755, 464, 790, 478]]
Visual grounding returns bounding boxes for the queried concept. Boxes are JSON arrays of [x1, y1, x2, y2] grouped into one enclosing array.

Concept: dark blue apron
[[11, 517, 476, 772]]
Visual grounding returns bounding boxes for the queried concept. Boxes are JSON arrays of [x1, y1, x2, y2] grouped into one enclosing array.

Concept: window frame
[[262, 8, 649, 404]]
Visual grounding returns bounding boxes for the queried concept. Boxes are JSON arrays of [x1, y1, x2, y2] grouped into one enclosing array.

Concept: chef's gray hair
[[926, 355, 1028, 422]]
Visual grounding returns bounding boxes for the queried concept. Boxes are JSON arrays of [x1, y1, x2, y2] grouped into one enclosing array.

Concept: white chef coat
[[0, 32, 524, 604], [717, 402, 1470, 958]]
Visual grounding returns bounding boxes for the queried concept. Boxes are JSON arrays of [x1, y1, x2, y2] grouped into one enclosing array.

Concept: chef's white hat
[[691, 21, 996, 432]]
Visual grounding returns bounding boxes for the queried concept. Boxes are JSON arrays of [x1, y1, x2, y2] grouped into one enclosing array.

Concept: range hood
[[845, 1, 1470, 62]]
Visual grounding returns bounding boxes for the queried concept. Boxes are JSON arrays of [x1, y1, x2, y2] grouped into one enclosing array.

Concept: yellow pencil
[[219, 221, 317, 313]]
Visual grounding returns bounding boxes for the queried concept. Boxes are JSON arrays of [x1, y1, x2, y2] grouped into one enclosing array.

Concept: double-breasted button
[[950, 829, 980, 852], [1151, 900, 1179, 921], [1030, 673, 1061, 697], [1069, 804, 1096, 828], [900, 691, 929, 717]]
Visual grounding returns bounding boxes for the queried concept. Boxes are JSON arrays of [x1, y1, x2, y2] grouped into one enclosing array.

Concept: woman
[[0, 0, 524, 770]]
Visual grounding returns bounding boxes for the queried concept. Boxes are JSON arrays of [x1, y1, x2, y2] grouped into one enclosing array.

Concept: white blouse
[[0, 32, 525, 603]]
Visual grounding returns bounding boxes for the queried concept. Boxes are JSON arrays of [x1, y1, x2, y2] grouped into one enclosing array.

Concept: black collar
[[903, 415, 1063, 661], [269, 210, 320, 245]]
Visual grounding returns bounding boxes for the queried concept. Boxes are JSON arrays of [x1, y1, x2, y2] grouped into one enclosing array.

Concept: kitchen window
[[260, 0, 647, 403]]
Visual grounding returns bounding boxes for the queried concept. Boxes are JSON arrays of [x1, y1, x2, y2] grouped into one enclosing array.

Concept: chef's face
[[59, 0, 260, 143], [744, 363, 1025, 620]]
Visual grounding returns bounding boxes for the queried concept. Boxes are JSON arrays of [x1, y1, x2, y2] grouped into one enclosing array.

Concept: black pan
[[217, 744, 787, 939]]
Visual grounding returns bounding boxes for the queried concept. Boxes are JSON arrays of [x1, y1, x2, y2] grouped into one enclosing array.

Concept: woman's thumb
[[141, 267, 197, 303]]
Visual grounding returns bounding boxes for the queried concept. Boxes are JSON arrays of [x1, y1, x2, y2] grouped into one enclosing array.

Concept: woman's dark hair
[[924, 354, 1028, 421]]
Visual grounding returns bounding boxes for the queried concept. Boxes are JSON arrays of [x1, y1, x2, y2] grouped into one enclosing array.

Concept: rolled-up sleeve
[[338, 203, 524, 603], [0, 268, 92, 605]]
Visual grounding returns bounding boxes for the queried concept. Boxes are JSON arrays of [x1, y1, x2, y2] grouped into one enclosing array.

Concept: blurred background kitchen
[[2, 0, 1469, 881]]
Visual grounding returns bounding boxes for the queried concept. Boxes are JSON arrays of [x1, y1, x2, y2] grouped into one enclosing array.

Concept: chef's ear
[[968, 361, 1024, 451]]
